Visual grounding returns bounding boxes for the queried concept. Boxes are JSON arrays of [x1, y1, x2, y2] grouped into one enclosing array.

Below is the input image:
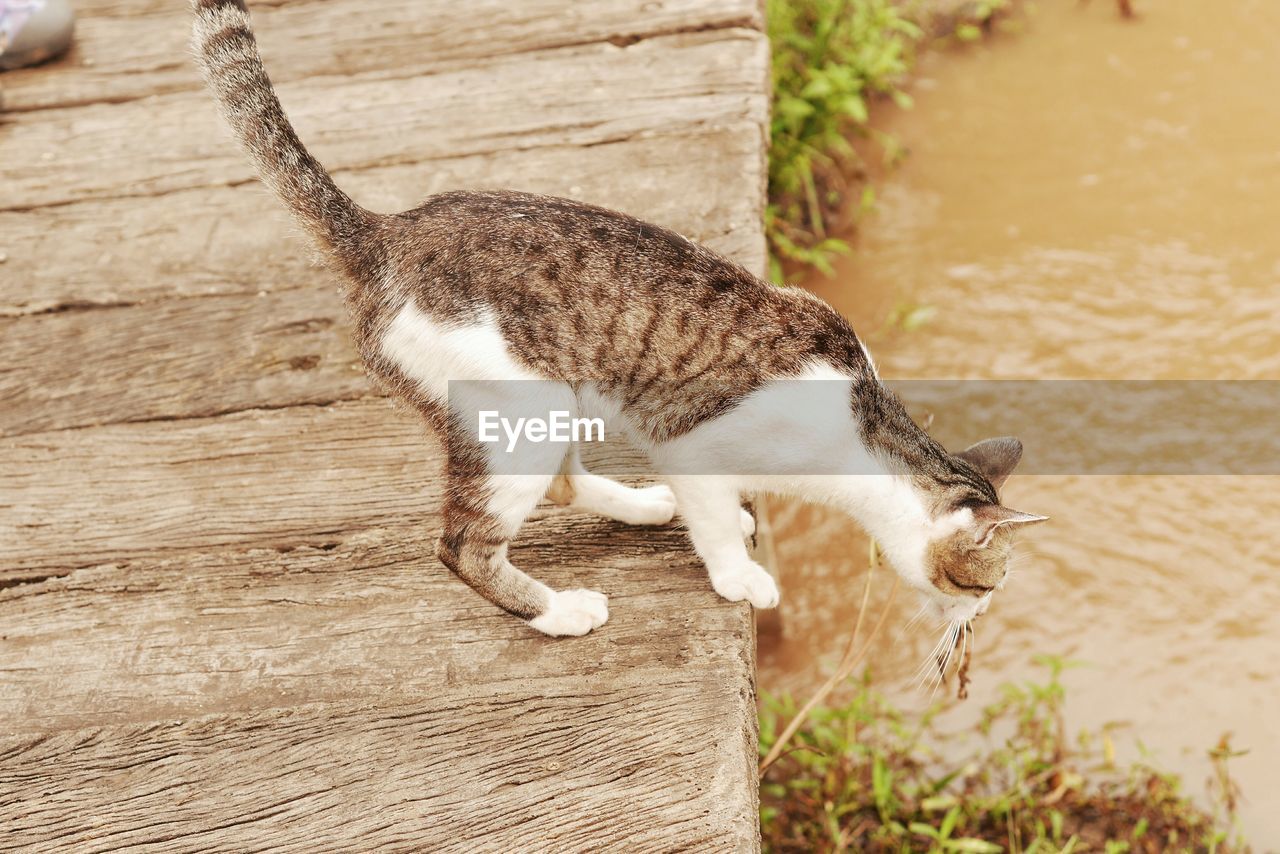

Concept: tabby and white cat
[[192, 0, 1046, 637]]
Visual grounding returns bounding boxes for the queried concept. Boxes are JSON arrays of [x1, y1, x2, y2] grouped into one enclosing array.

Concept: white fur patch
[[651, 360, 862, 479], [570, 479, 677, 526], [644, 361, 952, 598], [379, 300, 546, 395], [380, 300, 574, 477], [529, 589, 609, 637], [485, 474, 556, 531]]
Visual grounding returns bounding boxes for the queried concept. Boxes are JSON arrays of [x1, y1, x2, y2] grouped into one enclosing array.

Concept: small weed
[[759, 658, 1248, 852]]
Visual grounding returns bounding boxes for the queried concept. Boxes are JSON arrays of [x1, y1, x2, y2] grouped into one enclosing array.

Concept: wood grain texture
[[0, 288, 369, 436], [1, 109, 766, 317], [0, 398, 666, 579], [2, 400, 440, 579], [0, 0, 769, 849], [4, 31, 767, 211], [0, 516, 749, 728], [0, 675, 757, 852], [1, 0, 762, 112]]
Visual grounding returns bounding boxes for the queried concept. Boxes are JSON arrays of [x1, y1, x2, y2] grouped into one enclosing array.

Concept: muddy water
[[757, 0, 1280, 841]]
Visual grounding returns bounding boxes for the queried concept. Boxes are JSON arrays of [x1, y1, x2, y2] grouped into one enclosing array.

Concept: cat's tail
[[190, 0, 373, 253]]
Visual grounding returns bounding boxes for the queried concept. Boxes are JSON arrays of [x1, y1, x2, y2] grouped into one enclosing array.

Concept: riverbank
[[762, 0, 1277, 844]]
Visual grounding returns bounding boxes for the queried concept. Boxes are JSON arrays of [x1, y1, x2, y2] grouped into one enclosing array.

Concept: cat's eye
[[944, 571, 995, 596]]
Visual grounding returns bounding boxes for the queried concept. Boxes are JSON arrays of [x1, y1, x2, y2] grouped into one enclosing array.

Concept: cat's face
[[916, 437, 1047, 622]]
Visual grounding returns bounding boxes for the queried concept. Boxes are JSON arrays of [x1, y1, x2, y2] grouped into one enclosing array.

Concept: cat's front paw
[[528, 588, 609, 637], [710, 561, 779, 609]]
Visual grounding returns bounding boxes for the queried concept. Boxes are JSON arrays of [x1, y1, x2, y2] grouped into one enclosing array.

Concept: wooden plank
[[0, 125, 767, 316], [1, 399, 436, 579], [0, 400, 662, 580], [0, 518, 741, 727], [0, 0, 770, 848], [0, 288, 368, 437], [1, 0, 761, 112], [0, 129, 766, 434], [0, 675, 758, 852], [3, 30, 768, 211]]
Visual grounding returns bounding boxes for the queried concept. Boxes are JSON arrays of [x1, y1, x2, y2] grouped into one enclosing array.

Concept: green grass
[[766, 0, 1017, 281], [759, 657, 1247, 852]]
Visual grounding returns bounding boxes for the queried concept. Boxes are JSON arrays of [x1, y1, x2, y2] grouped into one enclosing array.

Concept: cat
[[191, 0, 1046, 637]]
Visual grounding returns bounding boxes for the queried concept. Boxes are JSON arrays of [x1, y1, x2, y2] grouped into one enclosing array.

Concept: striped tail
[[190, 0, 372, 252]]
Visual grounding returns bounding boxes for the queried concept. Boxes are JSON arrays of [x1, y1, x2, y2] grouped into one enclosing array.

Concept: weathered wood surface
[[0, 0, 769, 850], [5, 31, 765, 210], [1, 0, 762, 112], [0, 515, 748, 724], [0, 127, 764, 315], [3, 676, 755, 853]]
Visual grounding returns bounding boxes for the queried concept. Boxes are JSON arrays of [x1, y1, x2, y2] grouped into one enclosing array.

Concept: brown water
[[758, 0, 1280, 842]]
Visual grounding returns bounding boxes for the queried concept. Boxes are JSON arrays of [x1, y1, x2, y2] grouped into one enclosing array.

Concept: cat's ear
[[956, 436, 1024, 491], [972, 504, 1049, 547]]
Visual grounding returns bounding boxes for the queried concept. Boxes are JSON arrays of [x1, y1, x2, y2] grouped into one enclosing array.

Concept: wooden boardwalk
[[0, 1, 770, 849]]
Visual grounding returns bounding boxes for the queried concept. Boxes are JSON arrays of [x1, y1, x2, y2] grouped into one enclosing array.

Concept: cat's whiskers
[[900, 602, 930, 636], [998, 552, 1032, 591], [918, 620, 960, 693], [913, 623, 952, 687], [940, 621, 962, 686], [926, 623, 957, 698], [927, 617, 979, 700]]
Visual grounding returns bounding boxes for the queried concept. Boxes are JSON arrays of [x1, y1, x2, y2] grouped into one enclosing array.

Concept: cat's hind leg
[[547, 446, 677, 526], [437, 437, 608, 637]]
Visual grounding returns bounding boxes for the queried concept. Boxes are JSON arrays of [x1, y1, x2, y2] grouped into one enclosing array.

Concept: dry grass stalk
[[758, 540, 900, 777]]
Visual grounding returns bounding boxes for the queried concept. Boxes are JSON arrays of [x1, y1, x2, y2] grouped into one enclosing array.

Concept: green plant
[[765, 0, 1025, 281], [766, 0, 920, 281], [759, 658, 1246, 852]]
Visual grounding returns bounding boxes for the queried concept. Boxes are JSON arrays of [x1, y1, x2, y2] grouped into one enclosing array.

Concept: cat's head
[[909, 436, 1047, 623]]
